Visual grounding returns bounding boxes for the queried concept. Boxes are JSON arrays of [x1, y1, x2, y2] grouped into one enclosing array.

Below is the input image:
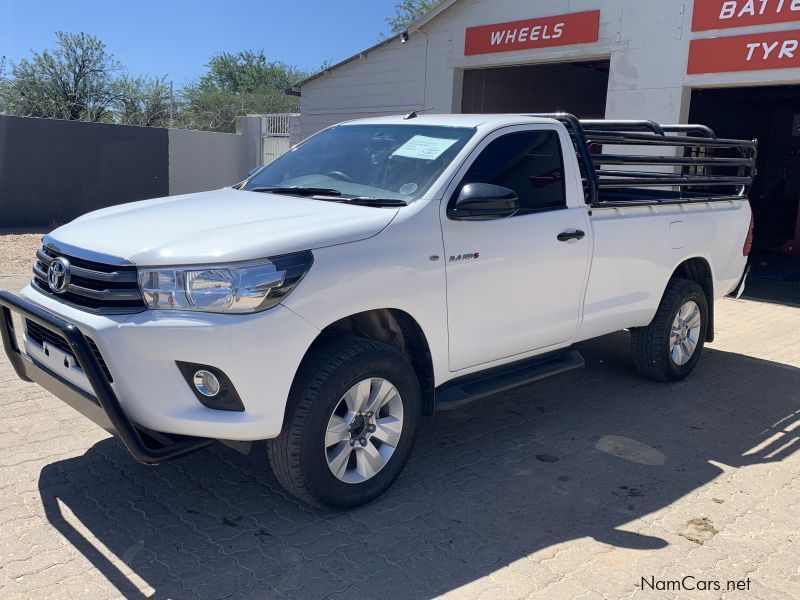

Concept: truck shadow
[[37, 332, 800, 599]]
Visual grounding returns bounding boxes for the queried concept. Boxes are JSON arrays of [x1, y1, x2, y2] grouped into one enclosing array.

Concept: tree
[[387, 0, 440, 33], [0, 57, 8, 114], [1, 35, 307, 132], [181, 51, 306, 132], [114, 76, 173, 127], [0, 32, 120, 121]]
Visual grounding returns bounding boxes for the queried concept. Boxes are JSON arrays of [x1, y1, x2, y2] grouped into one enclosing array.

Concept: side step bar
[[435, 348, 585, 411]]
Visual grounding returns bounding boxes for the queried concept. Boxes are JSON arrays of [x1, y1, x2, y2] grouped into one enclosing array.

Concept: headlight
[[137, 251, 313, 313]]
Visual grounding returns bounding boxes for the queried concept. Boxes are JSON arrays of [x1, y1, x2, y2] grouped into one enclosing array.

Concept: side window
[[456, 130, 567, 214]]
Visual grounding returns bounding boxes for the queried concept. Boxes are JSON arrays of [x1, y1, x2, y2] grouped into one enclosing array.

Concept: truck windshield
[[242, 124, 476, 203]]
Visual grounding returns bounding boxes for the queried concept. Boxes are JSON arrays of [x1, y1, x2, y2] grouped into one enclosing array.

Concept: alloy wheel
[[670, 300, 702, 366], [324, 378, 404, 484]]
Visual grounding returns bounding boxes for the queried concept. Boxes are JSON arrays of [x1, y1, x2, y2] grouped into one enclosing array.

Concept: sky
[[0, 0, 400, 87]]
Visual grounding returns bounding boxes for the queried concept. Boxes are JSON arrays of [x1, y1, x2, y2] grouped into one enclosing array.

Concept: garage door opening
[[461, 60, 609, 118], [690, 85, 800, 301]]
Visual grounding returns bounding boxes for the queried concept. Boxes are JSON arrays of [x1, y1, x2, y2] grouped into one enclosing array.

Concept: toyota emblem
[[47, 257, 71, 294]]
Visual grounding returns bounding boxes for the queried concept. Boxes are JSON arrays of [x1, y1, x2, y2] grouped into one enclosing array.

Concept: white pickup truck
[[1, 113, 756, 508]]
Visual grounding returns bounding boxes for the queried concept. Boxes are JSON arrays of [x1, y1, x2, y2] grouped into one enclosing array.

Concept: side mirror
[[448, 183, 519, 221]]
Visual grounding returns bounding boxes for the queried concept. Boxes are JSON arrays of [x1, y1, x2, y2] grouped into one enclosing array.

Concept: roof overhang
[[290, 33, 403, 92], [410, 0, 460, 30], [289, 0, 461, 93]]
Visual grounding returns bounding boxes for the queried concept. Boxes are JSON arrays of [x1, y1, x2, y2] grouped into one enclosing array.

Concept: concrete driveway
[[1, 272, 798, 599]]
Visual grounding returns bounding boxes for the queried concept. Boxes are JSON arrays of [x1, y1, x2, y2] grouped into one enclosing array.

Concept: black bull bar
[[0, 290, 211, 464]]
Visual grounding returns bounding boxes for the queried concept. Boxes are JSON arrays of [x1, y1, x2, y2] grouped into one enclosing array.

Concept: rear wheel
[[268, 339, 420, 508], [631, 278, 709, 382]]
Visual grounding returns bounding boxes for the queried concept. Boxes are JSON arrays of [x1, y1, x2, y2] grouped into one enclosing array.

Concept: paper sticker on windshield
[[392, 136, 459, 160], [399, 183, 418, 195]]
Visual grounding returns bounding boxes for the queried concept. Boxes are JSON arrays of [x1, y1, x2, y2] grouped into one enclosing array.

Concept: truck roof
[[338, 113, 559, 129]]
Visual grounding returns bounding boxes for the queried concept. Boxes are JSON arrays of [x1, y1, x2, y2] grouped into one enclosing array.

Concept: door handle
[[557, 229, 586, 242]]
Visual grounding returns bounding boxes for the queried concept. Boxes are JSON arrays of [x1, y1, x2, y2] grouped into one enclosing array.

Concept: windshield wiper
[[339, 197, 408, 207], [250, 186, 342, 197], [253, 187, 407, 207], [249, 187, 406, 207]]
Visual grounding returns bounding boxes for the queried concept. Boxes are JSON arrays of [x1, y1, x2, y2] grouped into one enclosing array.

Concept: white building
[[292, 0, 800, 257]]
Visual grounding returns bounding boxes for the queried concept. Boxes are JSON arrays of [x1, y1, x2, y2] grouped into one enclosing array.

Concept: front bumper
[[0, 291, 210, 463], [1, 284, 321, 462]]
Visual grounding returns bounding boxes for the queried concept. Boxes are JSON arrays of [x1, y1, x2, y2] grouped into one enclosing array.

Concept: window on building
[[456, 130, 567, 214]]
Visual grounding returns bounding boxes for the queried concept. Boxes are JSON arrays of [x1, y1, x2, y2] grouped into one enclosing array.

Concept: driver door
[[441, 126, 590, 372]]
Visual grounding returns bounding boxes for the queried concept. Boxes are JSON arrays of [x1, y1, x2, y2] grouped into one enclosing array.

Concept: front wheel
[[631, 278, 709, 382], [268, 339, 420, 508]]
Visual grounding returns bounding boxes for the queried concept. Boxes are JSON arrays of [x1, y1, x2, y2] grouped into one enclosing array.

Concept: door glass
[[456, 130, 567, 214]]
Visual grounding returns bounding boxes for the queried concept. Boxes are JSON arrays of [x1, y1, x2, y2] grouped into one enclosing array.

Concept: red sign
[[693, 0, 800, 32], [464, 11, 600, 56], [688, 29, 800, 74]]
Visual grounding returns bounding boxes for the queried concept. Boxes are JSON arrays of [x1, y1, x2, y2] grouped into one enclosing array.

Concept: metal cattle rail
[[529, 113, 758, 207]]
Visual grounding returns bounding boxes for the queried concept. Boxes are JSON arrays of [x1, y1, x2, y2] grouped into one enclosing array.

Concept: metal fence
[[261, 113, 300, 165]]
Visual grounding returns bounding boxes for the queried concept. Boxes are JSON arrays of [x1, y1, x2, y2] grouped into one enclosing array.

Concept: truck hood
[[48, 188, 399, 266]]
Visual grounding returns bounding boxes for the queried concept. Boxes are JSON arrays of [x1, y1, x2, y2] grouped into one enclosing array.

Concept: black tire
[[631, 278, 709, 382], [268, 338, 420, 509]]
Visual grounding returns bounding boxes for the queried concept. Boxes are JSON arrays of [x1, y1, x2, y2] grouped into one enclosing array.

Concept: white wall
[[167, 116, 261, 196], [299, 0, 800, 138], [300, 36, 429, 138]]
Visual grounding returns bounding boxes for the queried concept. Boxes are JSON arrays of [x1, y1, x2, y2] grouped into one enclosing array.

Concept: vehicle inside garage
[[460, 60, 609, 118]]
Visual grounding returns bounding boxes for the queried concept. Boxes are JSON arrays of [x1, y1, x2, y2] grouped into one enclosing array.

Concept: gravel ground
[[0, 234, 44, 277]]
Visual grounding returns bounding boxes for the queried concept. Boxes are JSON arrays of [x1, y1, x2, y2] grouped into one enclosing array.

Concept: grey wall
[[0, 115, 169, 228], [0, 115, 263, 228], [289, 114, 301, 147]]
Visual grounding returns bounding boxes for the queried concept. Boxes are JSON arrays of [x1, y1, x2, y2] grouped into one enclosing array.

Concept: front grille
[[86, 337, 114, 382], [32, 245, 145, 314], [25, 319, 114, 383], [26, 319, 72, 355]]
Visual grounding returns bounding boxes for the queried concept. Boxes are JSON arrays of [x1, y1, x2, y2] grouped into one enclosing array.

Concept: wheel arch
[[293, 309, 436, 416], [666, 255, 715, 343]]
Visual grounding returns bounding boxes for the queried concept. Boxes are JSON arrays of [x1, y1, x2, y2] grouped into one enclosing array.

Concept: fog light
[[193, 370, 220, 397], [176, 361, 245, 411]]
